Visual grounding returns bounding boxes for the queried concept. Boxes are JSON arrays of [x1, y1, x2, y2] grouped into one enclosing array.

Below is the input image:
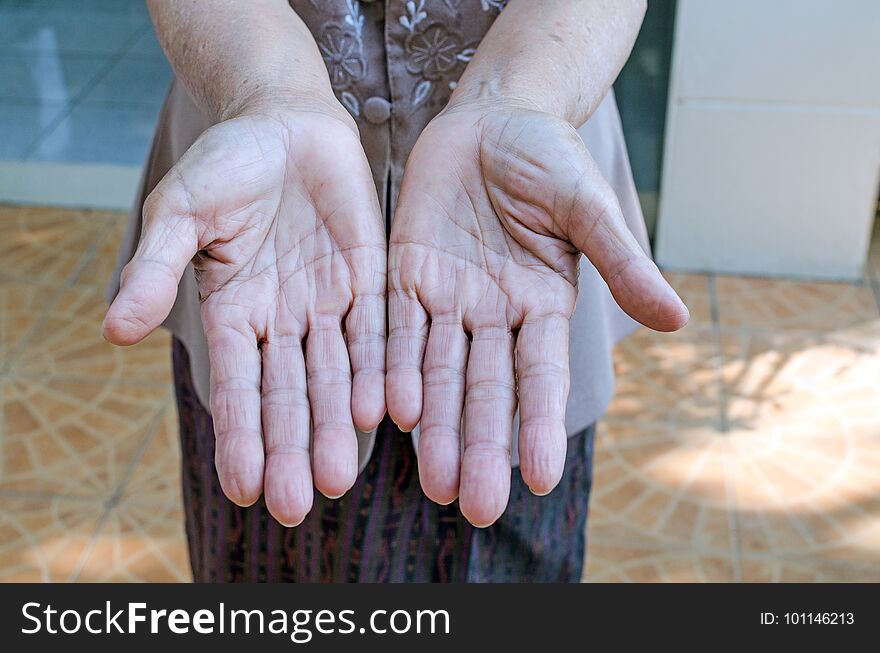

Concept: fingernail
[[275, 517, 305, 529]]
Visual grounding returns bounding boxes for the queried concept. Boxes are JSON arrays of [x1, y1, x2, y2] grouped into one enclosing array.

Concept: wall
[[655, 0, 880, 280]]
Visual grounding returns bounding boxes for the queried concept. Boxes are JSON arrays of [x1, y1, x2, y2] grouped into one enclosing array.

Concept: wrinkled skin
[[387, 105, 688, 527], [103, 109, 386, 527]]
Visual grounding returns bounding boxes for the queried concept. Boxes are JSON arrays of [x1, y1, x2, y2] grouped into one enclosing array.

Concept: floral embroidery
[[315, 1, 368, 95], [297, 0, 511, 114], [396, 1, 490, 108], [340, 91, 361, 117], [480, 0, 508, 11], [404, 23, 462, 80], [411, 80, 433, 107], [399, 0, 428, 33], [317, 24, 367, 90], [343, 0, 365, 37]]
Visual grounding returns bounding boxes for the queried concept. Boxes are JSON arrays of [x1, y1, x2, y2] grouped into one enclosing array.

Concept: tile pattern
[[2, 202, 880, 583], [0, 202, 189, 582], [584, 237, 880, 581], [0, 205, 115, 285], [0, 496, 103, 582], [715, 276, 878, 332], [584, 543, 735, 583], [75, 409, 190, 583], [0, 377, 168, 497]]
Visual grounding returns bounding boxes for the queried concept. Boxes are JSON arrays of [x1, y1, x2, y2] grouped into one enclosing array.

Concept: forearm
[[448, 0, 646, 126], [147, 0, 338, 121]]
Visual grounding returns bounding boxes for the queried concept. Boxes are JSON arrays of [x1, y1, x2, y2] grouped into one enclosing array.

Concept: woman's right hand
[[103, 100, 387, 527]]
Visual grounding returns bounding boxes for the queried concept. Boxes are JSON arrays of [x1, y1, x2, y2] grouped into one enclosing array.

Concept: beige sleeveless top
[[110, 0, 649, 472]]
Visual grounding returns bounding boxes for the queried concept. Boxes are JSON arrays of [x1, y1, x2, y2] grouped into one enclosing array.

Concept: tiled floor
[[0, 204, 182, 582], [1, 204, 879, 583], [0, 0, 169, 164], [584, 255, 880, 582]]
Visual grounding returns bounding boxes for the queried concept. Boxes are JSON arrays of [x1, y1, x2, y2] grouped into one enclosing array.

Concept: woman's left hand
[[387, 103, 688, 526]]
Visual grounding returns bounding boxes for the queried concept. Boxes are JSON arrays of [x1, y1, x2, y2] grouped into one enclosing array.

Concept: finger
[[419, 317, 469, 505], [261, 333, 313, 527], [346, 292, 386, 432], [460, 326, 516, 527], [306, 317, 358, 499], [565, 155, 689, 333], [103, 186, 198, 345], [386, 291, 429, 432], [516, 315, 569, 495], [205, 321, 264, 507], [319, 143, 386, 433]]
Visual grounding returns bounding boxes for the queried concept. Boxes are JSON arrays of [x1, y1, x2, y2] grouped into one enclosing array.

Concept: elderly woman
[[105, 0, 687, 582]]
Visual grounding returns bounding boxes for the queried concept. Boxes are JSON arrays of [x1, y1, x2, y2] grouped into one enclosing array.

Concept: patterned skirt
[[172, 338, 595, 582]]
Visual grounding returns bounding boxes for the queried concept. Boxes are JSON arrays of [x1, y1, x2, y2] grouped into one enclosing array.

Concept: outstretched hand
[[104, 105, 386, 527], [387, 104, 688, 526]]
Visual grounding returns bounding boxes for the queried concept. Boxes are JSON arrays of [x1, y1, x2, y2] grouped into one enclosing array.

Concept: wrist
[[445, 75, 577, 125], [446, 77, 542, 113], [220, 84, 353, 128]]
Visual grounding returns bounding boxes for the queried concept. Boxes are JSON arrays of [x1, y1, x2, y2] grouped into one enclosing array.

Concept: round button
[[363, 97, 392, 124]]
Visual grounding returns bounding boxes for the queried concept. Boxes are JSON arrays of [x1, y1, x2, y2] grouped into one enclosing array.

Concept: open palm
[[104, 109, 386, 526], [387, 106, 688, 526]]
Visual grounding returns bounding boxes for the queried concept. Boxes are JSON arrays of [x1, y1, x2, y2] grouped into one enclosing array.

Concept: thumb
[[103, 186, 198, 346], [564, 153, 689, 333]]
